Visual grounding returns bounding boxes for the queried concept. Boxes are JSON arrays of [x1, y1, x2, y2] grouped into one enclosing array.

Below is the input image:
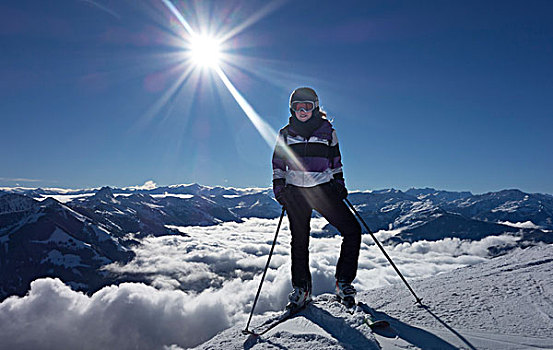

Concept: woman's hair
[[318, 108, 332, 122], [318, 109, 327, 118]]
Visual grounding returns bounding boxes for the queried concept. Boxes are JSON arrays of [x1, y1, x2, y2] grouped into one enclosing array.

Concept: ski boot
[[286, 286, 312, 311], [336, 281, 357, 308]]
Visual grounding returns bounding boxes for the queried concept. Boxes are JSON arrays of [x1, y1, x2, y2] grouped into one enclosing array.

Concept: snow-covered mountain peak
[[0, 192, 37, 214], [40, 197, 61, 208], [88, 186, 119, 205], [96, 186, 115, 197]]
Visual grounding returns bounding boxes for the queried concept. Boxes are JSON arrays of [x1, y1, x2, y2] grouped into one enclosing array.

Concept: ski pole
[[242, 207, 286, 335], [344, 198, 423, 305]]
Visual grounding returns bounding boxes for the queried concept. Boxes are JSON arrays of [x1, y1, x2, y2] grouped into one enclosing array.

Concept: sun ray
[[161, 0, 196, 36], [214, 66, 275, 144], [222, 53, 318, 89], [218, 0, 289, 43], [214, 66, 306, 172], [131, 61, 195, 133]]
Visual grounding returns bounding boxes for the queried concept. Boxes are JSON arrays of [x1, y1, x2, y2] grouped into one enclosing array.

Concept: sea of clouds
[[0, 217, 521, 349]]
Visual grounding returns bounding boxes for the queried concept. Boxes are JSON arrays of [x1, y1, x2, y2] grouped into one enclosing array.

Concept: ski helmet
[[289, 87, 319, 115]]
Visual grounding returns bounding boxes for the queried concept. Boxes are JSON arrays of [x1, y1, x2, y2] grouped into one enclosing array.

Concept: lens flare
[[215, 66, 306, 172]]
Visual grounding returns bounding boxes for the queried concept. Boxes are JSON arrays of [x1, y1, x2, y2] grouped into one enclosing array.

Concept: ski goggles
[[291, 101, 316, 113]]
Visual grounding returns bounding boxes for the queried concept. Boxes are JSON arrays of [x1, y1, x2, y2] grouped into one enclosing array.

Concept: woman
[[272, 87, 362, 309]]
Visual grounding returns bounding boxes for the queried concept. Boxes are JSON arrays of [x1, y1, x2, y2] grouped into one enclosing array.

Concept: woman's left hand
[[331, 180, 348, 200]]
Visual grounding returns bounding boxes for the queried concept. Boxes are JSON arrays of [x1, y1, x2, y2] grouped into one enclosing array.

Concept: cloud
[[107, 218, 522, 293], [106, 217, 520, 306], [0, 177, 43, 183], [124, 180, 158, 191], [0, 278, 227, 349], [498, 221, 540, 229], [0, 217, 522, 349]]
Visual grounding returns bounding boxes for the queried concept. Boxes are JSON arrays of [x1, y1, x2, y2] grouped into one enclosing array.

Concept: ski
[[334, 294, 358, 315], [244, 302, 309, 337], [357, 302, 390, 329], [363, 315, 390, 329], [334, 297, 391, 329], [243, 296, 391, 337]]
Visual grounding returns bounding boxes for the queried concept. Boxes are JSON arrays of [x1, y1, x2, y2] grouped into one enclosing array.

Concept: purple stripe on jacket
[[272, 119, 343, 187]]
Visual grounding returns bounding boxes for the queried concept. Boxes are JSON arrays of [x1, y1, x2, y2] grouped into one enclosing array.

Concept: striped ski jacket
[[272, 118, 343, 188]]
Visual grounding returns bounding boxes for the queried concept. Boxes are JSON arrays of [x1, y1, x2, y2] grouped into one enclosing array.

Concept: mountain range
[[1, 184, 552, 300]]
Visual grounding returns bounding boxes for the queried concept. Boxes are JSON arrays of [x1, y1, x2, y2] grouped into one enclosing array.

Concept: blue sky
[[1, 0, 552, 194]]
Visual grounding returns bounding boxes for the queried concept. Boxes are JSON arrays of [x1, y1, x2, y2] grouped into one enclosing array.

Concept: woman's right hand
[[273, 179, 288, 206]]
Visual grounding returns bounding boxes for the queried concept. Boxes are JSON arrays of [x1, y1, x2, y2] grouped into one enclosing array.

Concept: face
[[295, 109, 313, 122], [292, 102, 314, 122]]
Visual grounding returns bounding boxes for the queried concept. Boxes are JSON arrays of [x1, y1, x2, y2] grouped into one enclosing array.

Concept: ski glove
[[273, 179, 288, 206], [331, 173, 348, 200]]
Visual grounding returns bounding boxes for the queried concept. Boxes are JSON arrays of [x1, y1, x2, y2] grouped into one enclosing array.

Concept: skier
[[272, 87, 362, 310]]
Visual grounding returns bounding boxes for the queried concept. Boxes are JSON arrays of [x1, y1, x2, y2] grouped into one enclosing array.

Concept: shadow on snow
[[366, 303, 478, 350], [244, 298, 477, 350]]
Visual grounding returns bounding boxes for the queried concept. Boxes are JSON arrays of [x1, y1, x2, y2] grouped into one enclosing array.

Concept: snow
[[56, 202, 89, 223], [91, 225, 127, 253], [31, 227, 116, 263], [199, 296, 381, 350], [141, 201, 163, 209], [32, 227, 91, 250], [40, 250, 85, 268], [491, 201, 521, 213], [358, 244, 553, 349], [195, 245, 553, 350], [380, 203, 400, 213], [456, 198, 477, 208], [91, 225, 113, 242]]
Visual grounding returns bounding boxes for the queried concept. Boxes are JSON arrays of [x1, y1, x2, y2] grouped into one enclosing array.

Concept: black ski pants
[[285, 182, 361, 290]]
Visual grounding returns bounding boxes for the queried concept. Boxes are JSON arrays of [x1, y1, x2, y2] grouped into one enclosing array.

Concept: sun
[[158, 0, 287, 147], [189, 34, 222, 69]]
